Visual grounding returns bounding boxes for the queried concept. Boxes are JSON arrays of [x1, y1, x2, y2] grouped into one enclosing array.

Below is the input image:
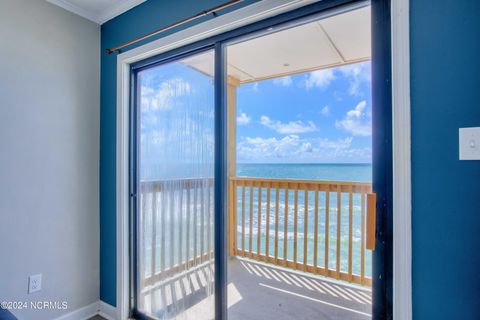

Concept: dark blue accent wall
[[410, 1, 480, 319], [100, 0, 258, 306]]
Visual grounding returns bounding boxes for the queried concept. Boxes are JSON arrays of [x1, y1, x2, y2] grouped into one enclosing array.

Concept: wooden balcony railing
[[139, 176, 374, 289], [228, 177, 373, 286]]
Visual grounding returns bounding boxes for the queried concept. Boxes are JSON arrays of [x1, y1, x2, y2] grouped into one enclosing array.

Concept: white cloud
[[141, 77, 192, 111], [252, 82, 259, 92], [337, 62, 371, 96], [260, 116, 317, 134], [302, 62, 370, 95], [237, 112, 251, 125], [305, 69, 335, 89], [237, 135, 370, 163], [320, 106, 330, 116], [335, 100, 371, 136], [273, 76, 293, 87]]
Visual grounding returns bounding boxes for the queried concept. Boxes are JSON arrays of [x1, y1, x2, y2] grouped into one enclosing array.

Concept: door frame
[[115, 0, 411, 319]]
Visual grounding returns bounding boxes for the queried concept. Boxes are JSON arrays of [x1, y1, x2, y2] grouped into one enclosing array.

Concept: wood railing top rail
[[230, 176, 372, 193], [141, 177, 371, 188]]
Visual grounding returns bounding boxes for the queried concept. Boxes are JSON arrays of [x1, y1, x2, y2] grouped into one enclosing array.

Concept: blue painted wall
[[100, 0, 480, 317], [100, 0, 258, 306], [410, 1, 480, 319]]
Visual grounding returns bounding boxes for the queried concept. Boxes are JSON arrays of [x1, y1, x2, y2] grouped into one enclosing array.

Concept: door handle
[[366, 193, 377, 250]]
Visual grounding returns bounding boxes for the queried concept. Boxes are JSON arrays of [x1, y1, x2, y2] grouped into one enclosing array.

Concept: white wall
[[0, 1, 100, 319]]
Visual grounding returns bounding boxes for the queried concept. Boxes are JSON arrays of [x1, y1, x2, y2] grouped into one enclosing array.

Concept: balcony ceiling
[[182, 6, 371, 84]]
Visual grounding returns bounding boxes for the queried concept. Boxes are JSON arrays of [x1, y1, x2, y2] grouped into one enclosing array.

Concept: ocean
[[237, 163, 372, 182]]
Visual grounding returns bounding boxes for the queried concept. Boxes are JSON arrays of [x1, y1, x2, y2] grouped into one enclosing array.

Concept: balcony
[[138, 176, 373, 319]]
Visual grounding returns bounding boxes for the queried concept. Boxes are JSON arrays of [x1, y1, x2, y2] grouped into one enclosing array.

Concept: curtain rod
[[106, 0, 244, 54]]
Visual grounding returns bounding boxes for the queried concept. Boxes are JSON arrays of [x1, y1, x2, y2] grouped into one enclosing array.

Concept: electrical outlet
[[28, 274, 42, 294]]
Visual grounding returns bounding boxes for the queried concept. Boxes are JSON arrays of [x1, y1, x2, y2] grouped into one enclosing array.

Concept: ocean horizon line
[[237, 162, 372, 165]]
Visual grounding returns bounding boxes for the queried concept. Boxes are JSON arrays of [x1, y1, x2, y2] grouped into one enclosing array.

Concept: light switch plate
[[459, 127, 480, 160]]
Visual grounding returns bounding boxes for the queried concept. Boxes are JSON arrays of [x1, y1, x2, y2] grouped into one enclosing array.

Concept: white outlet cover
[[28, 274, 42, 294], [459, 127, 480, 160]]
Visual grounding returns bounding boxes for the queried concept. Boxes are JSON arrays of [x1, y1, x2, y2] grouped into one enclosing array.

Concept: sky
[[236, 61, 372, 164], [139, 61, 215, 179], [138, 58, 372, 179]]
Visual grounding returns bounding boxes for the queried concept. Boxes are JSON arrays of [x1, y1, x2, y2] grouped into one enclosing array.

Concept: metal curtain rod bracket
[[106, 0, 243, 54]]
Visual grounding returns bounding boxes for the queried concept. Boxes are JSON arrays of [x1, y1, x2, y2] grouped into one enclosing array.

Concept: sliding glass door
[[133, 49, 216, 320], [128, 2, 392, 320]]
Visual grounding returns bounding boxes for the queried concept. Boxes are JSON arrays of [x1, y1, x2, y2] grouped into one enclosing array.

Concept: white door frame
[[115, 1, 411, 319]]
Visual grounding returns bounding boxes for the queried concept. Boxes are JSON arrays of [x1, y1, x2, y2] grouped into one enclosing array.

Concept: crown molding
[[46, 0, 146, 24], [97, 0, 147, 24], [47, 0, 99, 23]]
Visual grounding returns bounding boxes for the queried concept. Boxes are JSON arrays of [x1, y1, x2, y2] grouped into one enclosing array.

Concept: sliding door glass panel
[[136, 50, 215, 320]]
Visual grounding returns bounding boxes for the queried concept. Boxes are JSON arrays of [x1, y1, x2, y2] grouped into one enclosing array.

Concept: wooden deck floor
[[228, 257, 371, 320], [140, 257, 371, 319]]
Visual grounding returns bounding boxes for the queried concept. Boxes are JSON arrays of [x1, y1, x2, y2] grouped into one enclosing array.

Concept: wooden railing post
[[233, 181, 237, 256], [283, 187, 289, 264], [336, 185, 341, 279], [325, 188, 330, 275], [265, 186, 271, 259], [249, 185, 254, 255], [151, 191, 157, 277], [274, 185, 280, 264], [313, 187, 319, 274], [348, 187, 353, 282], [303, 189, 308, 271], [361, 192, 366, 284], [231, 179, 234, 256], [241, 182, 246, 257], [293, 187, 298, 269], [257, 184, 262, 258]]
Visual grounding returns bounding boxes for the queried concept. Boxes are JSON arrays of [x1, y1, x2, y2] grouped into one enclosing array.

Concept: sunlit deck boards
[[140, 261, 215, 319], [228, 257, 371, 320]]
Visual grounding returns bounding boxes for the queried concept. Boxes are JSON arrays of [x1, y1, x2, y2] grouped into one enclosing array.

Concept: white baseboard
[[53, 301, 99, 320], [52, 300, 117, 320], [98, 301, 117, 320]]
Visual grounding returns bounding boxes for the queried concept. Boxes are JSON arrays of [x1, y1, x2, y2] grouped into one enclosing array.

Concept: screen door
[[133, 49, 216, 320]]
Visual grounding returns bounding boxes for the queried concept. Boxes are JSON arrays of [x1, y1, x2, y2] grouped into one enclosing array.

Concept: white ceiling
[[46, 0, 146, 24], [181, 6, 371, 84]]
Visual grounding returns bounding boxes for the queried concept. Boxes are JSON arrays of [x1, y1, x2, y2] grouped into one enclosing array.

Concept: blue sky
[[138, 59, 372, 178], [139, 62, 215, 179], [236, 61, 372, 164]]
